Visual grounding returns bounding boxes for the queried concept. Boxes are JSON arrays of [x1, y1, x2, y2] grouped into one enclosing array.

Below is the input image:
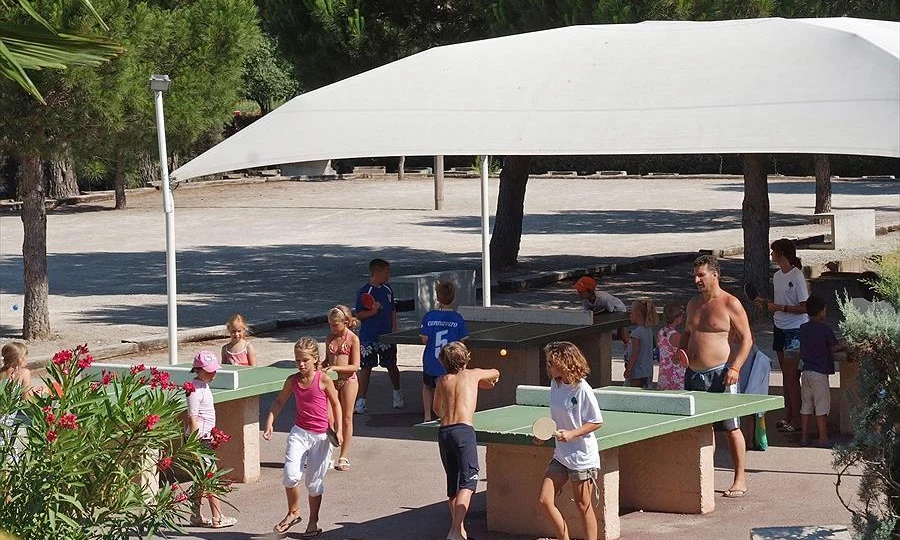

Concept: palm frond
[[0, 23, 123, 70], [0, 37, 43, 103]]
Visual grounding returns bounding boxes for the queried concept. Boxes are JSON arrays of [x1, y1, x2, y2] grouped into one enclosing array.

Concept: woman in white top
[[757, 239, 809, 433]]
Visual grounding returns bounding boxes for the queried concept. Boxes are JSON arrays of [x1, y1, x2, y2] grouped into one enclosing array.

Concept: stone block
[[392, 269, 476, 320], [486, 443, 620, 539]]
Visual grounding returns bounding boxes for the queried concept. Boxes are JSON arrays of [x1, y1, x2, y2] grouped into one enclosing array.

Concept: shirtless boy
[[678, 254, 753, 498], [433, 341, 500, 540]]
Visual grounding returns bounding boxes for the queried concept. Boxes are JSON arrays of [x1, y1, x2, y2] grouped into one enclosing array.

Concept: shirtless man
[[678, 254, 753, 498], [433, 341, 499, 540]]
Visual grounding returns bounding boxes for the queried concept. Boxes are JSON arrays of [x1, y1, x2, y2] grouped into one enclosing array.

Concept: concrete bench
[[391, 269, 477, 320], [807, 210, 876, 249], [352, 166, 387, 176], [414, 385, 783, 539]]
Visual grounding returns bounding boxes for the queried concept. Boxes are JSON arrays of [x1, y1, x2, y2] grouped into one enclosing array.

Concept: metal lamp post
[[149, 74, 178, 365]]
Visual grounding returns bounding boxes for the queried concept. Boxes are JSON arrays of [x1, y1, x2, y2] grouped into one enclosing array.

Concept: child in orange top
[[221, 314, 257, 366]]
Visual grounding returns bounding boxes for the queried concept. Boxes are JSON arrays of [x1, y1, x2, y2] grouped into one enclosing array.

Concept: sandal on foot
[[189, 515, 212, 527], [723, 489, 748, 498], [211, 516, 237, 528], [273, 512, 303, 533], [335, 457, 351, 471], [301, 529, 323, 539], [778, 423, 797, 433], [775, 419, 789, 429]]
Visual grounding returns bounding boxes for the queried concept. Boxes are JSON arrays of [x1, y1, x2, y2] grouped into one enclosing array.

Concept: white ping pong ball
[[499, 349, 508, 357]]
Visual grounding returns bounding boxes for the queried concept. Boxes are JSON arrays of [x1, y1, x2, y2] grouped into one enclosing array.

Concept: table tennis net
[[515, 385, 695, 416]]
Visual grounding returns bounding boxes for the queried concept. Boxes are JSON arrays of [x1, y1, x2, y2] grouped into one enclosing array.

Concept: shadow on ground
[[712, 179, 900, 197], [416, 208, 815, 235]]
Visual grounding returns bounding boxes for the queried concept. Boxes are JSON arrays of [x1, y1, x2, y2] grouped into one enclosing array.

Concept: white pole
[[480, 155, 491, 307], [434, 155, 444, 210], [153, 90, 178, 365]]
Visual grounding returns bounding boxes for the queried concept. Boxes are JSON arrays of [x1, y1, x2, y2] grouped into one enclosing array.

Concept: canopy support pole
[[480, 155, 491, 307], [434, 155, 444, 210], [153, 89, 178, 365]]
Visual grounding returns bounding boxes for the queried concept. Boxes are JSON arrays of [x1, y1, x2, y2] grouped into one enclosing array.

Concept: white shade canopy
[[172, 17, 900, 181]]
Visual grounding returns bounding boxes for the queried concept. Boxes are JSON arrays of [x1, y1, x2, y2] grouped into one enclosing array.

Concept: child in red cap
[[573, 276, 627, 314], [574, 276, 629, 344]]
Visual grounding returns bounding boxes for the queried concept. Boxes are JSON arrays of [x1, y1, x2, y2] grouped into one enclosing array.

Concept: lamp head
[[149, 74, 171, 92]]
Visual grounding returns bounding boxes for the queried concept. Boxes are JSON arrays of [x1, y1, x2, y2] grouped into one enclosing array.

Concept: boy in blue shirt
[[798, 295, 847, 448], [355, 259, 402, 414], [419, 281, 469, 422]]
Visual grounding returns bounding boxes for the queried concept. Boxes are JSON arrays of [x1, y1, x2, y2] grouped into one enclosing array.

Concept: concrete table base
[[619, 425, 714, 514], [486, 444, 621, 540], [215, 396, 261, 483], [469, 348, 541, 411], [484, 425, 714, 539]]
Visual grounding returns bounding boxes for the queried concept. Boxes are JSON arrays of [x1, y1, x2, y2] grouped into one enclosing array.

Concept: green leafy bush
[[0, 346, 232, 540], [835, 252, 900, 540]]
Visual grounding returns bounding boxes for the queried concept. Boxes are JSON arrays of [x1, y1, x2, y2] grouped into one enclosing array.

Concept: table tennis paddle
[[743, 282, 759, 301], [360, 293, 376, 310], [675, 348, 689, 368], [532, 417, 560, 441]]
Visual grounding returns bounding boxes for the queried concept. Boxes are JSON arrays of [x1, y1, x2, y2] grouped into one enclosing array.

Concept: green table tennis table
[[88, 362, 330, 484], [413, 386, 783, 540], [381, 311, 630, 409]]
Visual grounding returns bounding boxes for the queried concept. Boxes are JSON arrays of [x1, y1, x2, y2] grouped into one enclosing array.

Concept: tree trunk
[[139, 152, 160, 186], [741, 154, 770, 313], [46, 150, 79, 200], [398, 156, 405, 181], [19, 154, 52, 340], [489, 155, 531, 270], [1, 154, 19, 200], [813, 154, 832, 215], [114, 145, 127, 210]]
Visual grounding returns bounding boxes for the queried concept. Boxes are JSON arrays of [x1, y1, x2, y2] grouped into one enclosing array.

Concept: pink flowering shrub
[[0, 345, 233, 539]]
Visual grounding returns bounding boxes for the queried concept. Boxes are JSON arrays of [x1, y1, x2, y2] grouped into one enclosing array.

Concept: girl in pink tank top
[[221, 314, 257, 366], [292, 370, 329, 432], [263, 337, 342, 536]]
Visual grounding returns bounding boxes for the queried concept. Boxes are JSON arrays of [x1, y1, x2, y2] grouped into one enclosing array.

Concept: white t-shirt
[[550, 379, 603, 470], [186, 379, 216, 439], [581, 290, 627, 313], [773, 267, 809, 330]]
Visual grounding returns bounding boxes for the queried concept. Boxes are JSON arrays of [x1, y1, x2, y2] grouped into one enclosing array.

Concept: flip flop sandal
[[273, 513, 303, 533], [335, 457, 351, 471], [211, 516, 237, 528], [301, 529, 323, 539], [723, 489, 748, 498], [779, 424, 798, 433]]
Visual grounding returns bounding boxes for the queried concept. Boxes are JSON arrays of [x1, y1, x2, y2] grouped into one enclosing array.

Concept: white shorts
[[283, 425, 334, 495], [800, 371, 831, 416]]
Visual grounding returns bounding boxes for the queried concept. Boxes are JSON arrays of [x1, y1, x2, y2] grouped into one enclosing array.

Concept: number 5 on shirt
[[434, 329, 449, 358]]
